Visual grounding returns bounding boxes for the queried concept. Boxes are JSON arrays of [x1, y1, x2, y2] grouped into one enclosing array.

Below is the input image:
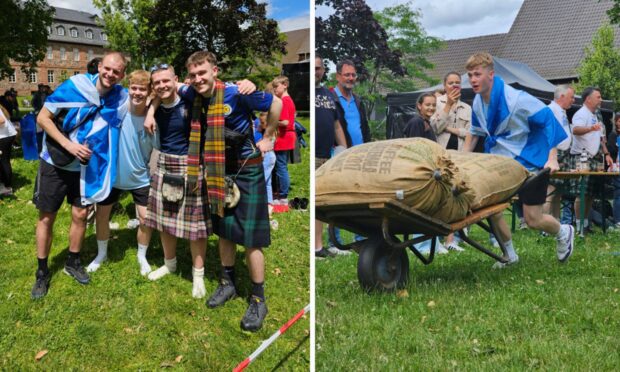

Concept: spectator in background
[[544, 85, 575, 223], [0, 104, 17, 196], [254, 111, 276, 216], [271, 76, 296, 206], [314, 54, 348, 258], [568, 87, 612, 233], [403, 93, 437, 141], [87, 57, 102, 75], [607, 112, 620, 227], [32, 84, 48, 114], [0, 91, 19, 120]]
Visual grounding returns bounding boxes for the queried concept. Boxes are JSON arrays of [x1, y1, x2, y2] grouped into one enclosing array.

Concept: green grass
[[317, 218, 620, 370], [0, 117, 310, 370]]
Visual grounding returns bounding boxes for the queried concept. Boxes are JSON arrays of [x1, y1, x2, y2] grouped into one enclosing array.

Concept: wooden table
[[551, 171, 620, 236]]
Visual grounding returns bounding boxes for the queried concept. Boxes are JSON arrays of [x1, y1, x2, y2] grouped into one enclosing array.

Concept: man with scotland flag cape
[[31, 52, 128, 299], [463, 52, 575, 269]]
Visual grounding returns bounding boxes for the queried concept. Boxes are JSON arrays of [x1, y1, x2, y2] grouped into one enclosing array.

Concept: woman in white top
[[0, 104, 17, 196], [431, 71, 472, 151], [430, 72, 472, 252]]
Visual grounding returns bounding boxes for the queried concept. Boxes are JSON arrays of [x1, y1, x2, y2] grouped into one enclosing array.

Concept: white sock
[[147, 257, 177, 281], [503, 240, 517, 261], [584, 219, 589, 228], [137, 243, 151, 276], [192, 266, 206, 298], [86, 240, 109, 272]]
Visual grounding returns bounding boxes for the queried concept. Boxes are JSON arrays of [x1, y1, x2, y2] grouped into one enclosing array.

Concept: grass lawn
[[317, 218, 620, 370], [0, 117, 310, 370]]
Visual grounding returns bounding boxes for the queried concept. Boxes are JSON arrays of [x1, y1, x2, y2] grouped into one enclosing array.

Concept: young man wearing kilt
[[182, 51, 282, 332]]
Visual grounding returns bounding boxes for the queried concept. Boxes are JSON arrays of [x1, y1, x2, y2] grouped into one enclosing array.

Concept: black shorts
[[33, 160, 86, 212], [518, 170, 550, 206], [98, 186, 150, 207]]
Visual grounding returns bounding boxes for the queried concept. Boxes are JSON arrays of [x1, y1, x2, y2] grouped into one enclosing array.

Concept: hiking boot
[[31, 269, 51, 299], [240, 295, 268, 332], [315, 248, 336, 259], [63, 260, 90, 285], [206, 280, 237, 308], [556, 224, 575, 263]]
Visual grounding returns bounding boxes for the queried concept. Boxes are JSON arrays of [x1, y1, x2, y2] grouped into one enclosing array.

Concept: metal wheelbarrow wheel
[[357, 236, 409, 292]]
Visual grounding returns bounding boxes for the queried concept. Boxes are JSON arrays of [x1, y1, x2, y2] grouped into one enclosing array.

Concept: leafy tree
[[607, 0, 620, 25], [316, 0, 405, 80], [575, 23, 620, 108], [0, 0, 53, 79]]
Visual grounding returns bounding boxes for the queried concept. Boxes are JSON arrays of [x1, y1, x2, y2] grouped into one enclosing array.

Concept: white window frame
[[101, 33, 107, 41], [70, 28, 78, 38], [47, 46, 53, 60], [60, 47, 66, 60], [47, 70, 54, 83], [29, 71, 37, 83], [73, 48, 79, 62], [56, 26, 65, 36], [85, 29, 93, 39], [87, 49, 93, 61], [8, 71, 16, 83]]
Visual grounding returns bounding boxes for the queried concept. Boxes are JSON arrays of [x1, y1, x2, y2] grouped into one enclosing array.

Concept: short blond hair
[[186, 51, 218, 69], [465, 52, 494, 71], [127, 70, 150, 87], [271, 76, 289, 88], [103, 51, 128, 72]]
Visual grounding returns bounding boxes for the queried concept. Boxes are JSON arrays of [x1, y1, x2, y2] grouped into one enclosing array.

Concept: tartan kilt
[[563, 151, 605, 196], [212, 161, 270, 248], [144, 152, 212, 240], [549, 149, 572, 193]]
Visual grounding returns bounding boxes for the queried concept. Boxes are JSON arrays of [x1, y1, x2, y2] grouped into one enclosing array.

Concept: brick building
[[0, 7, 107, 97]]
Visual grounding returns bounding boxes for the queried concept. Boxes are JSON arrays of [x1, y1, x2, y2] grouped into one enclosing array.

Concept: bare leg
[[87, 204, 113, 272], [218, 237, 237, 266], [68, 206, 88, 254], [315, 220, 323, 251], [36, 211, 57, 259], [523, 204, 561, 235], [246, 247, 265, 284]]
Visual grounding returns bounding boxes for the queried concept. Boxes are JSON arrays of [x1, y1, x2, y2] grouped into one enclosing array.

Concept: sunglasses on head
[[150, 63, 170, 73]]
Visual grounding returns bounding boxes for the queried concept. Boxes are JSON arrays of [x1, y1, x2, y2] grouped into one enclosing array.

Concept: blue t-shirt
[[253, 117, 263, 143], [179, 83, 273, 158], [154, 96, 194, 155], [115, 111, 155, 189], [334, 86, 363, 146]]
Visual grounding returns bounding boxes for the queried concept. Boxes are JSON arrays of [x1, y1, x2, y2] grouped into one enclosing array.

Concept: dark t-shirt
[[315, 86, 339, 159], [405, 115, 437, 142], [155, 97, 195, 155], [179, 83, 273, 158]]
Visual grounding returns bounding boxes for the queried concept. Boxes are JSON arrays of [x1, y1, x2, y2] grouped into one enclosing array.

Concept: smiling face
[[187, 60, 218, 97], [557, 88, 575, 110], [151, 68, 177, 103], [467, 65, 494, 100], [336, 64, 357, 92], [417, 95, 436, 120], [98, 54, 126, 90], [585, 90, 602, 112], [128, 82, 149, 108]]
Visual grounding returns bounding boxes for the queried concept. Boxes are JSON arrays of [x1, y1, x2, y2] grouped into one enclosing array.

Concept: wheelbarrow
[[316, 169, 548, 292]]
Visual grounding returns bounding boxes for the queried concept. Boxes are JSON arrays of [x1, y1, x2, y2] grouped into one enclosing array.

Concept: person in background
[[271, 76, 296, 206], [607, 112, 620, 227], [254, 111, 276, 216], [403, 93, 437, 141], [0, 104, 17, 196]]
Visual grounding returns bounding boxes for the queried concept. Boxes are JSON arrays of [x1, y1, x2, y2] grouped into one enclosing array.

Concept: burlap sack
[[316, 138, 456, 216], [431, 170, 475, 223], [447, 150, 528, 210]]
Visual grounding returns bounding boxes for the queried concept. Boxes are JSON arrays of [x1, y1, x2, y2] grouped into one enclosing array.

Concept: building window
[[47, 46, 53, 60], [56, 26, 65, 36], [47, 70, 54, 83], [70, 28, 78, 38], [60, 47, 66, 60], [87, 49, 93, 61], [29, 71, 37, 83], [8, 71, 16, 83], [47, 26, 52, 35], [85, 29, 93, 39], [101, 33, 107, 41], [73, 48, 79, 61], [73, 71, 80, 75]]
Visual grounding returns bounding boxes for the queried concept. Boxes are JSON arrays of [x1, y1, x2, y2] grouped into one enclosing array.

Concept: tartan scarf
[[187, 80, 226, 217]]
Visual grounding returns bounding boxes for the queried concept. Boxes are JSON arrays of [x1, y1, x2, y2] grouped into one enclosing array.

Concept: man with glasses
[[328, 59, 370, 251]]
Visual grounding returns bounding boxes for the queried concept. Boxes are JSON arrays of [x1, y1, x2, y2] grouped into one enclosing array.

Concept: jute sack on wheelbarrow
[[431, 170, 476, 223], [447, 150, 528, 210], [316, 138, 465, 217]]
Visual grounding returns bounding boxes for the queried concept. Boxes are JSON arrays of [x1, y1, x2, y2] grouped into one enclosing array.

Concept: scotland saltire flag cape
[[43, 73, 128, 204], [471, 76, 567, 170]]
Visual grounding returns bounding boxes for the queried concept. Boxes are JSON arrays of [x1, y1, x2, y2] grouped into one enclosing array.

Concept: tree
[[607, 0, 620, 25], [0, 0, 53, 79], [144, 0, 286, 78], [575, 23, 620, 108], [316, 0, 406, 80]]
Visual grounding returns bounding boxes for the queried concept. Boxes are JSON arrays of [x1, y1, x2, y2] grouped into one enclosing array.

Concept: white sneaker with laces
[[327, 246, 352, 256], [492, 255, 519, 269], [446, 242, 465, 252], [556, 224, 575, 262], [435, 242, 449, 255]]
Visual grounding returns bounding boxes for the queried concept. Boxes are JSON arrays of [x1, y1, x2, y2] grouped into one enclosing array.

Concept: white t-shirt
[[570, 106, 601, 157], [548, 101, 571, 151], [0, 109, 17, 138]]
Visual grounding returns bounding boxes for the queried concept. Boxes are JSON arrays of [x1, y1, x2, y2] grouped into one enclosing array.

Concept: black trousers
[[0, 135, 15, 187]]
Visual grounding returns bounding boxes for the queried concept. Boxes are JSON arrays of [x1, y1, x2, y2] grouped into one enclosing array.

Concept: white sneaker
[[556, 224, 575, 263], [492, 255, 519, 269], [327, 246, 352, 256], [489, 236, 500, 248], [435, 242, 449, 255], [445, 242, 465, 252], [518, 221, 528, 230]]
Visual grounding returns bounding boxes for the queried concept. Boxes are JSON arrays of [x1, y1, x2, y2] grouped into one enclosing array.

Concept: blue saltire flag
[[471, 76, 567, 170], [43, 73, 128, 205]]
